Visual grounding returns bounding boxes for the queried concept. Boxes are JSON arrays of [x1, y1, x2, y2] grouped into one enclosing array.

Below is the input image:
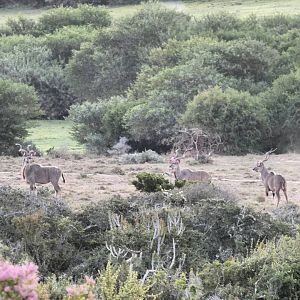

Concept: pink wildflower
[[0, 260, 39, 300]]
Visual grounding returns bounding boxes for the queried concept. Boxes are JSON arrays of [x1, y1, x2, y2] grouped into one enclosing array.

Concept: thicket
[[183, 87, 269, 154], [0, 184, 298, 298], [1, 5, 300, 153], [66, 9, 300, 154], [0, 80, 39, 155]]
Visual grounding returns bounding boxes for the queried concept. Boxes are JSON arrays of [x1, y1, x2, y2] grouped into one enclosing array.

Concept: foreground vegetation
[[1, 184, 300, 299]]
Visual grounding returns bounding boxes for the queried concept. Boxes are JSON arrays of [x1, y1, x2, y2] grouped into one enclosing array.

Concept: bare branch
[[168, 238, 176, 269]]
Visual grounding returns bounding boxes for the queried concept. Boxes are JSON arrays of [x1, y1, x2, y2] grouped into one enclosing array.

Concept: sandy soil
[[0, 153, 299, 211]]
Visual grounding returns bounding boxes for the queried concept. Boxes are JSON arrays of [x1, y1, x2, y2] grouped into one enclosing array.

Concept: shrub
[[132, 172, 174, 193], [0, 184, 295, 285], [0, 43, 76, 118], [6, 16, 37, 35], [68, 97, 132, 154], [263, 71, 300, 152], [182, 87, 269, 154], [0, 186, 80, 276], [65, 3, 192, 101], [99, 262, 152, 300], [44, 25, 97, 64], [211, 39, 281, 84], [200, 234, 300, 299], [37, 4, 111, 34], [196, 12, 242, 33], [119, 150, 163, 164], [0, 261, 39, 300], [0, 80, 39, 155]]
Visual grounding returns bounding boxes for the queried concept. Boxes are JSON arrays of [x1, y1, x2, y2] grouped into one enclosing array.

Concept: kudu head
[[16, 144, 36, 166], [169, 147, 194, 169], [253, 148, 277, 172], [169, 149, 181, 165]]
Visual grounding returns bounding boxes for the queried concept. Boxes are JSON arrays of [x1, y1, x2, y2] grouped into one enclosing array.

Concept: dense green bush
[[0, 43, 76, 118], [43, 25, 97, 63], [37, 4, 111, 34], [124, 102, 178, 151], [119, 150, 163, 164], [183, 87, 269, 154], [68, 96, 132, 153], [0, 80, 39, 154], [263, 71, 300, 152], [5, 16, 37, 35], [132, 172, 174, 192], [65, 3, 192, 101], [211, 39, 281, 85], [200, 234, 300, 299]]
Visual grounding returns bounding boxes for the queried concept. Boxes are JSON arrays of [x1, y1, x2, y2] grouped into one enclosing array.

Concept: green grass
[[181, 0, 300, 18], [108, 4, 141, 19], [1, 0, 300, 25], [26, 120, 84, 153], [0, 7, 49, 24]]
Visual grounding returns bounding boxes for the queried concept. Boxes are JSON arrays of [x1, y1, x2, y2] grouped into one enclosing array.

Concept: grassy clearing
[[108, 4, 141, 19], [1, 0, 300, 25], [0, 7, 49, 24], [1, 151, 299, 210], [181, 0, 300, 18], [26, 120, 84, 153]]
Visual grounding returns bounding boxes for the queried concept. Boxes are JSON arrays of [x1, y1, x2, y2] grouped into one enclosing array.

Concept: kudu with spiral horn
[[253, 148, 288, 207], [16, 144, 65, 197], [169, 148, 211, 182]]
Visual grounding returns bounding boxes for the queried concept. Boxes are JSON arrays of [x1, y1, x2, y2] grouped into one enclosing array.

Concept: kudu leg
[[52, 182, 61, 198], [265, 188, 269, 197], [276, 190, 281, 207], [30, 184, 37, 197], [283, 189, 288, 204]]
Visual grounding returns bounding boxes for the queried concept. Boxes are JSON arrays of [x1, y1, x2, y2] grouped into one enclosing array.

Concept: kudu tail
[[62, 173, 66, 183], [281, 177, 288, 203]]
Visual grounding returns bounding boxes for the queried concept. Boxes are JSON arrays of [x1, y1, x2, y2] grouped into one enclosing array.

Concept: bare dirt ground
[[0, 153, 299, 211]]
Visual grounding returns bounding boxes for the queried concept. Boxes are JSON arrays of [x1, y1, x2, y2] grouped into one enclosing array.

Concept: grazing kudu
[[169, 149, 211, 183], [253, 148, 288, 207], [16, 144, 65, 197]]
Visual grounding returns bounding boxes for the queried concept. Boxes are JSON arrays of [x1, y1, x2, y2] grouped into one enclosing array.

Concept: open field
[[179, 0, 300, 18], [26, 120, 84, 153], [1, 153, 299, 212], [0, 7, 48, 24], [1, 0, 300, 25]]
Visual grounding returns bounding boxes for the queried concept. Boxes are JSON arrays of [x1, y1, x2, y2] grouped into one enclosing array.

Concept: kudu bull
[[253, 148, 288, 207], [169, 149, 211, 183], [16, 144, 65, 197]]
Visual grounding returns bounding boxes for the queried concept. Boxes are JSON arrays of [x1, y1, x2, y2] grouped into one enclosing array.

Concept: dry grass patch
[[0, 153, 299, 211]]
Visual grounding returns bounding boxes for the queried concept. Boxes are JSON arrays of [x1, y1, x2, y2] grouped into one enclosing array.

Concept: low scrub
[[119, 150, 163, 164], [0, 185, 297, 298], [200, 234, 300, 299], [132, 172, 174, 192]]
